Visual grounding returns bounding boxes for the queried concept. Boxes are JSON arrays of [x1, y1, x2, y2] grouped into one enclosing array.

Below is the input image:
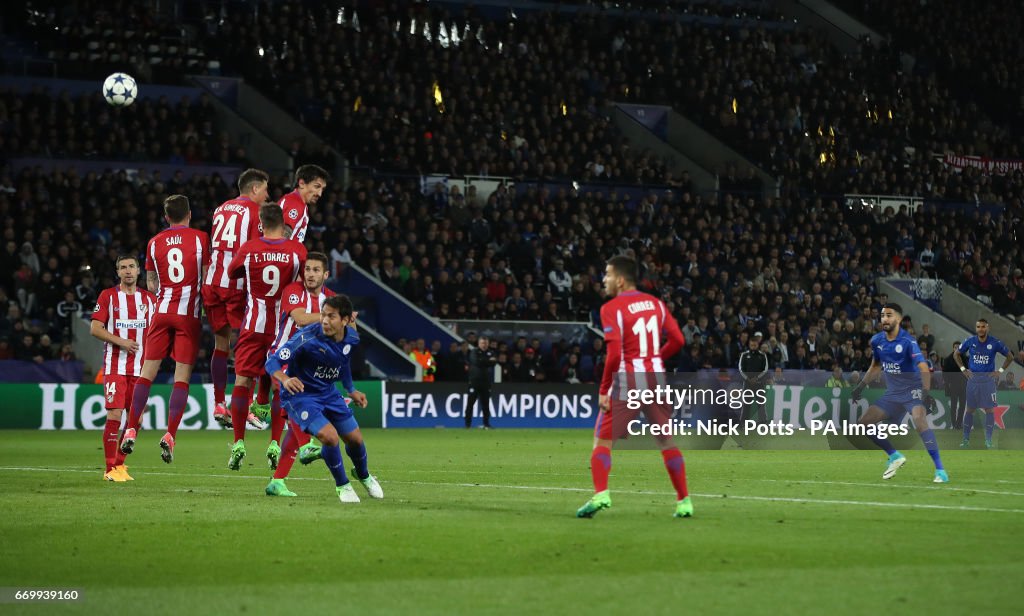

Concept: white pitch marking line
[[759, 479, 1024, 498], [2, 466, 1024, 514]]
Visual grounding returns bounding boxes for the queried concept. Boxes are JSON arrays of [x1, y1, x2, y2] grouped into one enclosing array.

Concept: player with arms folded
[[955, 319, 1014, 449], [577, 256, 689, 519], [120, 195, 210, 463], [852, 303, 948, 483], [91, 255, 155, 481], [264, 252, 334, 488], [225, 204, 306, 470], [203, 168, 269, 430], [265, 295, 383, 502]]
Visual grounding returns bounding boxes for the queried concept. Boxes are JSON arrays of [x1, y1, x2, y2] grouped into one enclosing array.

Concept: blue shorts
[[966, 376, 998, 409], [874, 390, 923, 423], [282, 391, 358, 437]]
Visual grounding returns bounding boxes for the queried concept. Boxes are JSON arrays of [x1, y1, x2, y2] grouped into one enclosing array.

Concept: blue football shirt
[[958, 335, 1009, 373]]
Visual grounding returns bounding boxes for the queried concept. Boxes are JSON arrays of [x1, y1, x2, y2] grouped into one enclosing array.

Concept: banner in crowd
[[0, 382, 382, 430], [942, 153, 1024, 175]]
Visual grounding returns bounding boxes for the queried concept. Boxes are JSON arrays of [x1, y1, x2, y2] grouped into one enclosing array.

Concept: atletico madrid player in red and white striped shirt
[[91, 255, 156, 482], [577, 256, 692, 519], [201, 168, 268, 427], [120, 195, 211, 467], [267, 251, 334, 475], [224, 203, 306, 470], [278, 164, 330, 243]]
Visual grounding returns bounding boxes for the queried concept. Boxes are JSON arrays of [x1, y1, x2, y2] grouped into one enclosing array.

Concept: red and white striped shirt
[[273, 281, 336, 349], [147, 226, 211, 318], [204, 196, 262, 290], [599, 290, 685, 396], [279, 191, 309, 242], [228, 237, 307, 335], [92, 286, 157, 376]]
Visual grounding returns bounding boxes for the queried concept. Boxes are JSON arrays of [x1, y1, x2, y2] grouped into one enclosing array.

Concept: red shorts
[[594, 398, 673, 441], [103, 374, 139, 411], [234, 329, 276, 378], [144, 314, 202, 365], [202, 285, 245, 332]]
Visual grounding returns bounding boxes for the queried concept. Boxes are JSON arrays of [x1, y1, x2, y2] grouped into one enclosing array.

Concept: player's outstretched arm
[[146, 271, 159, 294]]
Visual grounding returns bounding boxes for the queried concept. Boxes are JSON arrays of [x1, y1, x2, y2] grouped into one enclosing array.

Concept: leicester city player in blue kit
[[955, 319, 1014, 449], [852, 303, 948, 483], [264, 295, 384, 502]]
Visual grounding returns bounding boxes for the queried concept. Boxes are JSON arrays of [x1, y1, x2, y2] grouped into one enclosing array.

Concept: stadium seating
[[2, 1, 1021, 384]]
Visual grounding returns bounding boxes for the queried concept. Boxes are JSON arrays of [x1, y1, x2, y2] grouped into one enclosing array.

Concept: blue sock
[[984, 412, 995, 441], [321, 444, 350, 487], [919, 429, 943, 470], [345, 441, 369, 480], [962, 411, 974, 440], [869, 434, 896, 456]]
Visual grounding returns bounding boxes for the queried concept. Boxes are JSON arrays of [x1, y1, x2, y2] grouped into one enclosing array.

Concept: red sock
[[230, 385, 251, 442], [256, 374, 271, 405], [590, 445, 612, 493], [274, 426, 299, 480], [114, 420, 127, 466], [270, 406, 286, 444], [661, 448, 689, 500], [103, 418, 120, 471], [167, 381, 189, 438], [211, 348, 229, 405]]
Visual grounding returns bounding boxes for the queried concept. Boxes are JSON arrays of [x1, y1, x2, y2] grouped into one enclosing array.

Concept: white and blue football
[[102, 72, 138, 107]]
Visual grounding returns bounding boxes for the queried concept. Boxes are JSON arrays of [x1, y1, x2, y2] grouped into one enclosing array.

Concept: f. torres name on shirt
[[252, 252, 299, 264]]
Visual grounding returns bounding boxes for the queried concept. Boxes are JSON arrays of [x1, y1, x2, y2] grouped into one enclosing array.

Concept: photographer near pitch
[[465, 335, 497, 428], [739, 333, 770, 423]]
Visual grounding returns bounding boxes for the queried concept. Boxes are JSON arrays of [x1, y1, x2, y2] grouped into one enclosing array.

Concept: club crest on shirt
[[987, 344, 992, 350], [342, 344, 351, 355], [138, 305, 147, 319], [895, 344, 903, 353]]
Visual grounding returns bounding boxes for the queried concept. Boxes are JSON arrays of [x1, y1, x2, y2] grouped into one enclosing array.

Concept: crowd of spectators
[[835, 0, 1024, 134], [3, 1, 1023, 382], [0, 87, 247, 166], [15, 0, 211, 83]]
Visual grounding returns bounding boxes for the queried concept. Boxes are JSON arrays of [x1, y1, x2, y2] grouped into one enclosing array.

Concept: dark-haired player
[[203, 168, 269, 429], [120, 195, 210, 464], [852, 303, 948, 483], [264, 251, 334, 479], [225, 204, 306, 470], [577, 256, 689, 519], [955, 319, 1014, 449], [249, 164, 333, 419], [91, 255, 155, 481], [265, 295, 382, 502]]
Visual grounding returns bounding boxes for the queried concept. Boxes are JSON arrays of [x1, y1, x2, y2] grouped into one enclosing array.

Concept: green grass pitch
[[0, 429, 1021, 615]]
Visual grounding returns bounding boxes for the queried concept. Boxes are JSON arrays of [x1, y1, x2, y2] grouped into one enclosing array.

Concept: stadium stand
[[1, 0, 1020, 384]]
